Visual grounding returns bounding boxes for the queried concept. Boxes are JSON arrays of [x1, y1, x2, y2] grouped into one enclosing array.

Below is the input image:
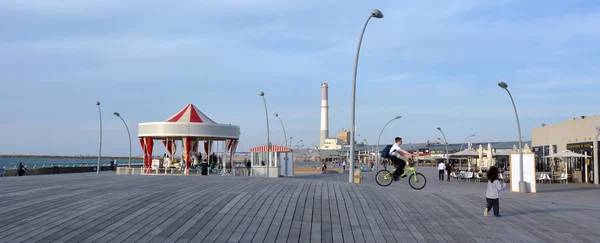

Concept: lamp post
[[437, 127, 449, 165], [96, 101, 102, 175], [274, 113, 288, 176], [498, 81, 526, 193], [113, 112, 132, 168], [594, 127, 600, 185], [349, 9, 384, 183], [459, 134, 475, 151], [273, 113, 288, 147], [259, 91, 271, 178], [376, 115, 401, 171]]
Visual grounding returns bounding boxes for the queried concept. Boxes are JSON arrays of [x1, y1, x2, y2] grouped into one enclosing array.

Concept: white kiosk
[[509, 152, 537, 193], [250, 145, 293, 177]]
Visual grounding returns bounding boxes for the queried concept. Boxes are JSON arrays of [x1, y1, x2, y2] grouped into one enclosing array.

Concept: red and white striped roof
[[250, 145, 292, 153], [165, 104, 216, 124]]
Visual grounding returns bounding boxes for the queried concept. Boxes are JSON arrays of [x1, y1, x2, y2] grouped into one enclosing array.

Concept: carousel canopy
[[138, 104, 240, 140]]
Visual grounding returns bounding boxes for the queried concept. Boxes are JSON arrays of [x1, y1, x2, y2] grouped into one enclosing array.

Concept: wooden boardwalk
[[1, 168, 599, 242]]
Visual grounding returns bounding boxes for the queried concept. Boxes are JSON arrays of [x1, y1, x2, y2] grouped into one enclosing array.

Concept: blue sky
[[0, 0, 599, 156]]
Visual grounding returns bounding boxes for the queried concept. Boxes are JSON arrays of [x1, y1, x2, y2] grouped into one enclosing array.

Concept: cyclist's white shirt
[[390, 143, 403, 157]]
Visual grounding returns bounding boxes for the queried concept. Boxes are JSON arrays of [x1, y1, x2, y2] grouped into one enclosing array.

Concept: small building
[[338, 129, 350, 145], [250, 145, 293, 177], [531, 115, 600, 184], [321, 137, 345, 150]]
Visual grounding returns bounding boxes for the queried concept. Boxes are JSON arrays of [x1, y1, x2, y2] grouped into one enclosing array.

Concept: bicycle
[[376, 161, 427, 190]]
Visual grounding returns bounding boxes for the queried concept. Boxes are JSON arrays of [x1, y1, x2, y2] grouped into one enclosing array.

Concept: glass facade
[[533, 145, 557, 172], [566, 142, 596, 183], [252, 152, 278, 167]]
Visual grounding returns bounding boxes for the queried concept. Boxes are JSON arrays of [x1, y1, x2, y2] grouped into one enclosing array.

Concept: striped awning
[[250, 145, 291, 153]]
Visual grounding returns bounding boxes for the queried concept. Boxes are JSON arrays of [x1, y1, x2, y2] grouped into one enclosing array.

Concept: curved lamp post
[[376, 115, 401, 171], [113, 112, 132, 168], [259, 91, 271, 178], [498, 81, 525, 192], [594, 127, 600, 185], [274, 113, 289, 176], [273, 113, 288, 147], [437, 127, 449, 165], [349, 9, 384, 183], [459, 134, 475, 151], [96, 101, 102, 175]]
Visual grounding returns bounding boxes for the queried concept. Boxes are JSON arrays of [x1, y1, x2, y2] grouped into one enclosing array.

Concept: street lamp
[[459, 134, 475, 151], [349, 9, 384, 184], [437, 127, 449, 165], [498, 81, 526, 193], [259, 91, 271, 178], [273, 113, 287, 147], [113, 112, 132, 168], [274, 113, 289, 176], [96, 101, 102, 175], [376, 115, 401, 171]]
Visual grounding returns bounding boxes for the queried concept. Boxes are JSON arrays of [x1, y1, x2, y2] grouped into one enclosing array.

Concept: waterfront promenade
[[1, 168, 599, 242]]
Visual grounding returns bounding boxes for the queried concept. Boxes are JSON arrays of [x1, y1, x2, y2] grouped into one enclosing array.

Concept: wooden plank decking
[[1, 168, 599, 242]]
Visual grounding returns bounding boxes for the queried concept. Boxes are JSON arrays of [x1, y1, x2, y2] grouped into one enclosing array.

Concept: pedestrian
[[438, 160, 446, 181], [484, 166, 507, 217], [17, 162, 27, 176]]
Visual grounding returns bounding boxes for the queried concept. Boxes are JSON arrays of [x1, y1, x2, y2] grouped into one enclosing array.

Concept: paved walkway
[[0, 167, 599, 242]]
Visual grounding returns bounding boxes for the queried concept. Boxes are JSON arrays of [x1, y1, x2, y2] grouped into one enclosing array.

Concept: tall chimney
[[320, 83, 329, 148]]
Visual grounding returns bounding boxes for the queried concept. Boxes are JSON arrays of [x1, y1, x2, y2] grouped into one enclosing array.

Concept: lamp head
[[258, 91, 265, 96], [371, 9, 384, 18], [437, 127, 441, 131], [273, 113, 278, 117], [497, 81, 508, 89], [113, 112, 120, 117], [470, 134, 475, 137], [394, 115, 402, 120], [96, 101, 100, 106]]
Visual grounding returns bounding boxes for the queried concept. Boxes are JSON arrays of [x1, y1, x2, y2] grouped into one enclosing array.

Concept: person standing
[[245, 159, 251, 176], [485, 166, 507, 217], [438, 160, 446, 181], [446, 162, 452, 181], [17, 162, 27, 176]]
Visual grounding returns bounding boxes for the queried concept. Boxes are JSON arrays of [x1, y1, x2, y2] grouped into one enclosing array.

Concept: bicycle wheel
[[408, 172, 427, 190], [376, 170, 393, 187]]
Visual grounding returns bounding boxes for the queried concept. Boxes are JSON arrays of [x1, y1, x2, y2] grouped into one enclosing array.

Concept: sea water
[[0, 157, 144, 169]]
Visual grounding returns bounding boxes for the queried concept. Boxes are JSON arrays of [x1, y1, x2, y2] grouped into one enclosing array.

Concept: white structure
[[320, 83, 329, 148], [137, 104, 241, 174], [321, 137, 344, 150], [250, 145, 293, 177]]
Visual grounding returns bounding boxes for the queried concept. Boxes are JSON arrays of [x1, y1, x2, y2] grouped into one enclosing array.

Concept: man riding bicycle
[[389, 137, 415, 181]]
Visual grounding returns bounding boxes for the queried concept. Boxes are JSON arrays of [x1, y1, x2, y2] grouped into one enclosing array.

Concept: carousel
[[138, 104, 241, 175]]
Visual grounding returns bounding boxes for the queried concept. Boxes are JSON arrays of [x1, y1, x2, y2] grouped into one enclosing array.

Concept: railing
[[1, 162, 144, 170]]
